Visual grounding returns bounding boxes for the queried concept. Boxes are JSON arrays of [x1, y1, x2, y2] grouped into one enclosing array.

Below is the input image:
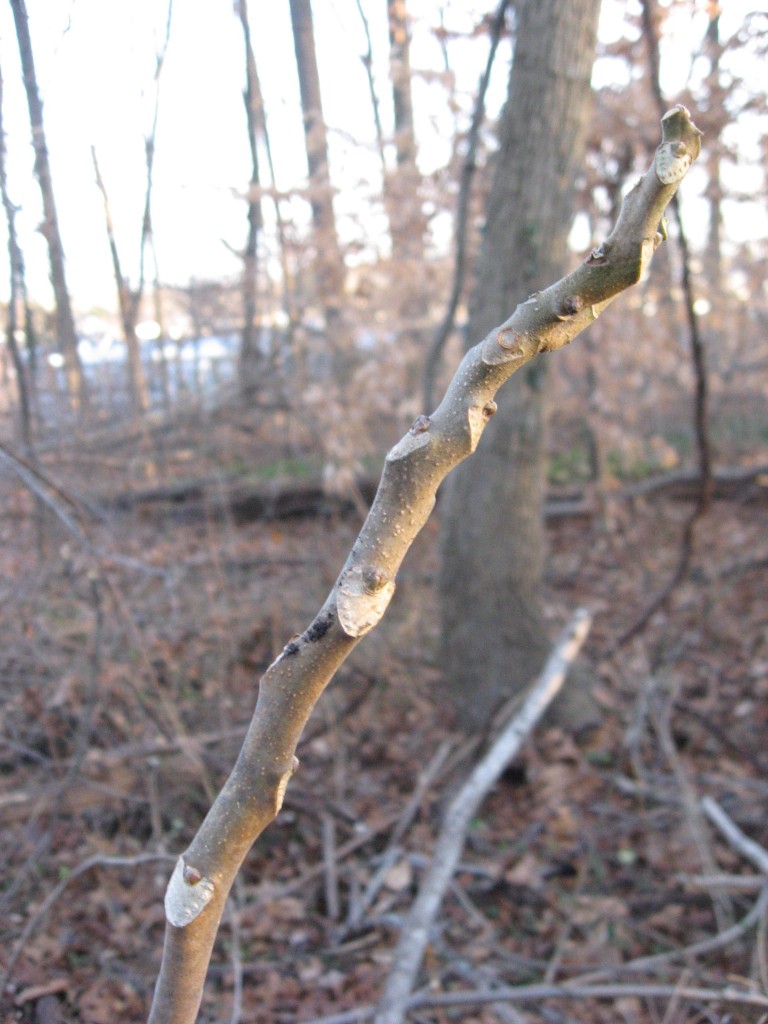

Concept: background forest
[[0, 0, 767, 1022]]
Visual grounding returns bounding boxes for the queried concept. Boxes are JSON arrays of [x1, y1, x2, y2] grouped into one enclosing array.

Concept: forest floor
[[1, 413, 767, 1024]]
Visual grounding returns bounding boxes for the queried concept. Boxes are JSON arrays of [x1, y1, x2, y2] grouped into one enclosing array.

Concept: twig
[[677, 873, 765, 892], [390, 739, 454, 848], [338, 741, 453, 938], [0, 440, 167, 578], [373, 610, 592, 1024], [148, 108, 703, 1024], [0, 853, 174, 990], [617, 1, 713, 648], [303, 980, 768, 1023], [701, 796, 768, 874], [422, 0, 511, 411], [0, 578, 107, 910], [650, 682, 734, 932], [619, 886, 768, 976]]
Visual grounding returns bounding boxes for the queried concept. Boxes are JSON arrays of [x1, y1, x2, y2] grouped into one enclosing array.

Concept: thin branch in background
[[617, 0, 714, 648], [0, 64, 35, 451], [0, 439, 167, 578], [305, 981, 768, 1024], [0, 853, 175, 992], [422, 0, 511, 411], [700, 796, 768, 874], [649, 681, 734, 932], [373, 610, 592, 1024], [0, 575, 107, 914], [354, 0, 387, 177]]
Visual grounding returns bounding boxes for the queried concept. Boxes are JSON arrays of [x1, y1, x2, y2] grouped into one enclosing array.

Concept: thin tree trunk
[[0, 64, 33, 449], [423, 0, 511, 411], [437, 0, 602, 733], [386, 0, 424, 266], [140, 0, 173, 413], [355, 0, 388, 178], [288, 0, 346, 333], [91, 147, 149, 413], [617, 0, 713, 647], [10, 0, 87, 413], [236, 0, 264, 393]]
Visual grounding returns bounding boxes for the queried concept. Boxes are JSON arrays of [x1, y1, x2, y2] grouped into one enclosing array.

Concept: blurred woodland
[[1, 0, 767, 1022]]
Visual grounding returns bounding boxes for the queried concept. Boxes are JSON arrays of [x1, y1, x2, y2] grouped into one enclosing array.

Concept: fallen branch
[[373, 609, 592, 1024], [146, 107, 702, 1024], [701, 795, 768, 874], [304, 981, 768, 1024]]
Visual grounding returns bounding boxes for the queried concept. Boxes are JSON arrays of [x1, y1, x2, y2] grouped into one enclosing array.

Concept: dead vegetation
[[1, 402, 767, 1024]]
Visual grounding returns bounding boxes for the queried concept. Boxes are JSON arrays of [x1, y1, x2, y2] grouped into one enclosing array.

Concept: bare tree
[[423, 0, 512, 411], [437, 0, 603, 733], [235, 0, 264, 391], [91, 148, 150, 413], [10, 0, 86, 413], [385, 0, 424, 267], [91, 0, 173, 415], [288, 0, 346, 332], [0, 63, 34, 448], [146, 103, 702, 1024]]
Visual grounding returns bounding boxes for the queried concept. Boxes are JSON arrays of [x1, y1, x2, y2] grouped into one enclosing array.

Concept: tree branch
[[147, 106, 702, 1024], [373, 609, 592, 1024]]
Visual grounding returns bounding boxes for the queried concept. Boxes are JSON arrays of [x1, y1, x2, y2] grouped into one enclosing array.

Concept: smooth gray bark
[[438, 0, 602, 732], [147, 102, 702, 1022]]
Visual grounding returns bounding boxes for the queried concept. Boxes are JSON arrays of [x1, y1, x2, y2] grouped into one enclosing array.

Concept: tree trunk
[[10, 0, 87, 414], [386, 0, 424, 268], [0, 65, 34, 448], [288, 0, 346, 329], [236, 0, 264, 393], [437, 0, 601, 733], [91, 147, 150, 414]]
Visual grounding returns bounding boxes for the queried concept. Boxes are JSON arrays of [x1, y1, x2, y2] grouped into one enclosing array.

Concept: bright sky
[[0, 0, 764, 316]]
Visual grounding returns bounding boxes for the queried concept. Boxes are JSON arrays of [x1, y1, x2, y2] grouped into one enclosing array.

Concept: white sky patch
[[0, 0, 762, 314]]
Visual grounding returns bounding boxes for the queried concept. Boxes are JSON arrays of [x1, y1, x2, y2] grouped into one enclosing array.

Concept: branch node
[[556, 294, 584, 320], [362, 565, 390, 593], [165, 857, 215, 928], [387, 430, 430, 462], [183, 863, 203, 885], [337, 565, 396, 637], [275, 759, 299, 813], [497, 328, 524, 351], [410, 414, 431, 434]]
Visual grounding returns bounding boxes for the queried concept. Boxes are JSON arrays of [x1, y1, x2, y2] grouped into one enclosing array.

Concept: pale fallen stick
[[677, 873, 765, 891], [373, 608, 592, 1024], [579, 886, 768, 980], [303, 980, 768, 1024], [701, 795, 768, 874], [650, 684, 733, 932]]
